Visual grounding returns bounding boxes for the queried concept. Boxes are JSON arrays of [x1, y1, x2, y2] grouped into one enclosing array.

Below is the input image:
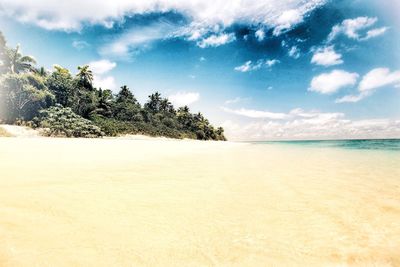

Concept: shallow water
[[254, 139, 400, 151], [0, 138, 399, 266]]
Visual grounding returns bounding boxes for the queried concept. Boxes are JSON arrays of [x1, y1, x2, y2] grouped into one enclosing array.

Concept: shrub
[[35, 105, 104, 138], [0, 73, 55, 123], [91, 115, 138, 136]]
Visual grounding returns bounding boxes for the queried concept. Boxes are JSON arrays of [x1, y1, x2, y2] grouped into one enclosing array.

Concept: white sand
[[0, 138, 399, 266], [0, 125, 40, 138]]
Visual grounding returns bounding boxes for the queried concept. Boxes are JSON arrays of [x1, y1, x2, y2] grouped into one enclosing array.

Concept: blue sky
[[0, 0, 399, 140]]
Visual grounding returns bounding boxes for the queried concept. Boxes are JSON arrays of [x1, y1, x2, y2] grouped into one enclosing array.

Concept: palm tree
[[178, 106, 190, 114], [36, 66, 48, 77], [116, 85, 137, 103], [76, 65, 93, 90], [145, 92, 162, 112], [177, 106, 193, 129], [160, 98, 172, 112], [96, 88, 114, 117], [7, 45, 37, 74], [0, 32, 7, 74]]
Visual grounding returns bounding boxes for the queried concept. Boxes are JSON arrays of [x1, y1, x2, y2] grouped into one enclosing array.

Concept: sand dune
[[0, 138, 399, 266]]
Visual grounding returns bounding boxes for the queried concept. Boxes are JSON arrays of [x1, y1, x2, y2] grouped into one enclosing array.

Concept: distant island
[[0, 31, 226, 141]]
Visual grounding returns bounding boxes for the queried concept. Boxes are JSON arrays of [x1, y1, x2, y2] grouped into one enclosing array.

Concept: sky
[[0, 0, 399, 140]]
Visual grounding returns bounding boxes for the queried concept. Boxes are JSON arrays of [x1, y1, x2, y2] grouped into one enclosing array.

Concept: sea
[[252, 139, 400, 151]]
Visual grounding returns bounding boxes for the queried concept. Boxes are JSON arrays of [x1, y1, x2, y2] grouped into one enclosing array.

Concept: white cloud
[[327, 16, 387, 42], [255, 29, 265, 41], [266, 59, 279, 67], [221, 107, 288, 119], [359, 68, 400, 92], [225, 97, 242, 105], [223, 117, 400, 141], [72, 40, 89, 50], [335, 93, 369, 103], [168, 91, 200, 107], [87, 59, 117, 91], [234, 61, 253, 72], [88, 59, 116, 75], [99, 21, 176, 58], [221, 107, 400, 140], [288, 46, 300, 59], [311, 46, 343, 66], [362, 27, 388, 40], [273, 9, 303, 36], [197, 33, 235, 48], [309, 70, 359, 94], [234, 59, 279, 72], [336, 68, 400, 103], [224, 97, 251, 105], [0, 0, 326, 45], [93, 75, 117, 91]]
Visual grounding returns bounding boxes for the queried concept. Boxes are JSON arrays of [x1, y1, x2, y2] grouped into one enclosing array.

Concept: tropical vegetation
[[0, 31, 226, 140]]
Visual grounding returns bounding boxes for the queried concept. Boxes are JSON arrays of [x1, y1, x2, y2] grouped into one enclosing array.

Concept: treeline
[[0, 31, 226, 140]]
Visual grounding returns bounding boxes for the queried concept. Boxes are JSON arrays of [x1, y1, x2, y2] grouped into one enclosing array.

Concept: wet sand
[[0, 138, 399, 266]]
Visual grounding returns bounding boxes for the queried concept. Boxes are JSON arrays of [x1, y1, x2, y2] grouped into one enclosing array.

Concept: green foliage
[[46, 65, 75, 106], [91, 115, 137, 136], [0, 30, 227, 141], [5, 45, 37, 74], [76, 65, 93, 91], [94, 89, 114, 117], [0, 31, 7, 74], [35, 105, 104, 138], [71, 86, 97, 118], [112, 86, 142, 121], [0, 73, 55, 123]]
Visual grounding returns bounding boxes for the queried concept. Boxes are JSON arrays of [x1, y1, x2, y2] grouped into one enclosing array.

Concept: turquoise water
[[253, 139, 400, 151]]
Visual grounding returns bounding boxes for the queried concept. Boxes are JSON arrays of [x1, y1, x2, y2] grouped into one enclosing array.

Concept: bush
[[0, 73, 55, 123], [35, 105, 104, 138], [91, 115, 138, 136]]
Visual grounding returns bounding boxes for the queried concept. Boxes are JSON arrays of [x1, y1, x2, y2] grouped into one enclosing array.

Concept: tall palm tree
[[145, 92, 162, 112], [76, 65, 93, 90], [116, 85, 137, 103], [178, 106, 190, 114], [36, 66, 48, 77], [0, 32, 7, 74], [96, 88, 114, 117], [8, 45, 37, 74], [160, 98, 172, 112]]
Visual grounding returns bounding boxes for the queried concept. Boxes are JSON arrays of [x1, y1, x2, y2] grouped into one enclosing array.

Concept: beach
[[0, 137, 399, 266]]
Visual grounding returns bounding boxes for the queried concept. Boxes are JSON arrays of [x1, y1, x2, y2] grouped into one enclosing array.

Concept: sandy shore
[[0, 137, 399, 266]]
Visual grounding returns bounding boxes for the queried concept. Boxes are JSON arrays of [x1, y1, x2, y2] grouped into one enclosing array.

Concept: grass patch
[[0, 126, 12, 137]]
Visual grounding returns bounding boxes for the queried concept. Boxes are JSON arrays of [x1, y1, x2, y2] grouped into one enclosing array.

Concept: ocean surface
[[253, 139, 400, 151]]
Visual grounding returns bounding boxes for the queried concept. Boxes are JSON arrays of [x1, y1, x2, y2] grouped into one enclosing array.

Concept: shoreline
[[0, 124, 231, 142]]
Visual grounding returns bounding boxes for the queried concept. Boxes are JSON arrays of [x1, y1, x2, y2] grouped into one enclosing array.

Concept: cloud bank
[[221, 107, 400, 140], [0, 0, 326, 41]]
